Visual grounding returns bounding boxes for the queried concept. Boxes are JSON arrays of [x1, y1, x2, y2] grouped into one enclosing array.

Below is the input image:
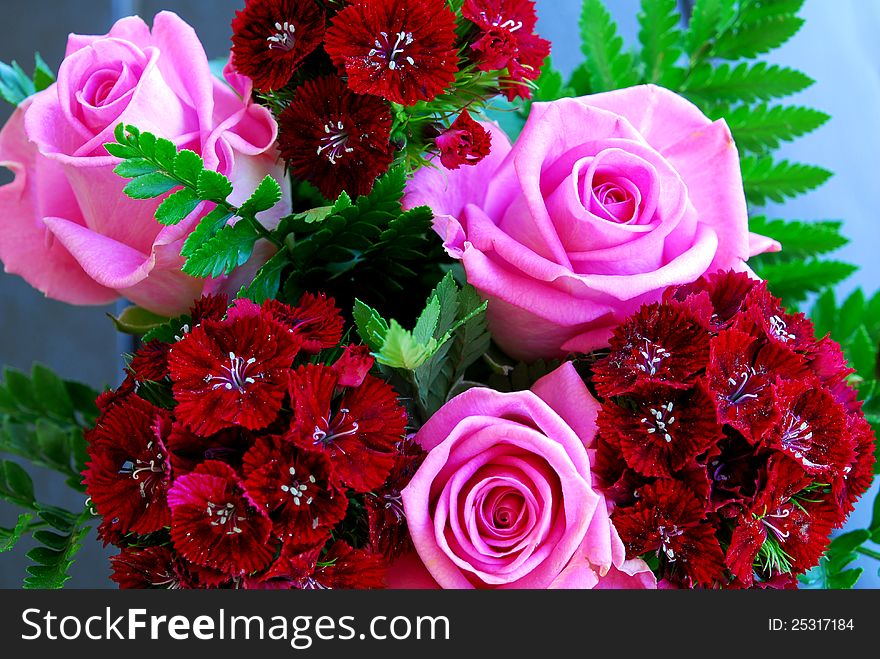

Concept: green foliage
[[800, 530, 870, 590], [720, 104, 829, 154], [23, 504, 93, 589], [0, 53, 55, 106], [740, 156, 832, 205], [577, 0, 640, 93], [753, 260, 857, 306], [108, 305, 171, 336], [748, 217, 847, 259], [638, 0, 685, 86], [682, 61, 812, 105], [106, 124, 283, 280]]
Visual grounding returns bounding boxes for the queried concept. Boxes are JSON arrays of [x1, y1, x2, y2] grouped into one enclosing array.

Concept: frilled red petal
[[592, 301, 710, 398], [128, 340, 170, 382], [832, 413, 877, 516], [278, 76, 393, 199], [242, 436, 348, 550], [166, 422, 247, 477], [308, 541, 387, 589], [734, 285, 816, 351], [597, 382, 723, 478], [264, 294, 344, 354], [190, 293, 230, 324], [437, 110, 493, 170], [725, 516, 767, 587], [332, 344, 375, 387], [168, 315, 300, 436], [231, 0, 326, 92], [168, 461, 275, 575], [84, 396, 172, 539], [110, 546, 201, 589]]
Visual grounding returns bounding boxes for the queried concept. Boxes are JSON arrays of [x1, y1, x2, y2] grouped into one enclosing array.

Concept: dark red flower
[[264, 293, 344, 354], [332, 344, 375, 387], [592, 301, 710, 398], [705, 431, 766, 513], [190, 293, 230, 325], [268, 541, 386, 589], [463, 0, 550, 100], [667, 270, 757, 331], [765, 379, 853, 476], [706, 329, 808, 442], [110, 546, 201, 589], [366, 437, 425, 560], [324, 0, 459, 105], [436, 110, 492, 170], [168, 460, 275, 575], [166, 422, 247, 477], [128, 340, 170, 382], [592, 433, 642, 508], [734, 285, 815, 350], [289, 364, 407, 492], [242, 435, 348, 549], [807, 336, 858, 408], [167, 313, 300, 436], [597, 382, 723, 477], [231, 0, 326, 92], [278, 75, 393, 199], [84, 395, 172, 541], [832, 413, 877, 516], [612, 479, 725, 587]]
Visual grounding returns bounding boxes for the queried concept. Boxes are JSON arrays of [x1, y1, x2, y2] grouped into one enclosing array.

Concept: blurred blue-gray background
[[0, 0, 877, 587]]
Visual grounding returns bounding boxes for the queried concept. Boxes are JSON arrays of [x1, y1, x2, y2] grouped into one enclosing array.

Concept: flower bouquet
[[0, 0, 877, 590]]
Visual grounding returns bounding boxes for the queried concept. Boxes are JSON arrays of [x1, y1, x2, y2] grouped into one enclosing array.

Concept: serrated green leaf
[[113, 158, 159, 178], [741, 156, 832, 205], [181, 205, 234, 258], [108, 305, 170, 335], [683, 62, 812, 105], [30, 364, 74, 420], [123, 172, 178, 199], [353, 299, 389, 351], [849, 326, 877, 381], [197, 169, 234, 202], [748, 217, 846, 259], [0, 513, 33, 553], [239, 175, 283, 218], [1, 460, 35, 504], [238, 249, 289, 304], [173, 149, 204, 186], [722, 104, 829, 154], [837, 289, 866, 342], [685, 0, 736, 58], [155, 187, 201, 226], [810, 288, 836, 338], [756, 259, 858, 304], [137, 131, 156, 158], [530, 56, 572, 102], [23, 513, 90, 589], [638, 0, 684, 85], [182, 220, 259, 279], [103, 142, 140, 159], [153, 137, 178, 169], [712, 14, 804, 60], [413, 297, 441, 345], [579, 0, 640, 93], [375, 321, 437, 370]]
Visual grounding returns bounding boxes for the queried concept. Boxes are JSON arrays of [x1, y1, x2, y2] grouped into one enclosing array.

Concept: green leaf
[[181, 205, 234, 258], [113, 158, 159, 178], [683, 62, 813, 105], [578, 0, 640, 93], [413, 297, 441, 345], [685, 0, 736, 59], [827, 568, 863, 590], [741, 156, 832, 205], [197, 169, 234, 202], [530, 56, 572, 102], [0, 513, 33, 553], [638, 0, 684, 85], [829, 529, 871, 554], [173, 149, 204, 186], [849, 326, 877, 381], [722, 104, 829, 154], [23, 507, 92, 589], [375, 321, 437, 370], [238, 175, 283, 218], [810, 288, 837, 338], [153, 137, 178, 170], [712, 14, 804, 60], [353, 299, 389, 351], [748, 217, 847, 259], [32, 54, 54, 92], [756, 260, 858, 304], [108, 305, 171, 335], [155, 188, 201, 225], [0, 460, 35, 505], [238, 249, 289, 304], [123, 172, 178, 199], [837, 289, 866, 342], [30, 364, 74, 420], [3, 367, 39, 413], [0, 59, 35, 105], [182, 220, 259, 279]]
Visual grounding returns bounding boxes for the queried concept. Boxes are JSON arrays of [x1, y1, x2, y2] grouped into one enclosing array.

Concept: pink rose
[[392, 362, 655, 589], [405, 85, 779, 360], [0, 12, 289, 315]]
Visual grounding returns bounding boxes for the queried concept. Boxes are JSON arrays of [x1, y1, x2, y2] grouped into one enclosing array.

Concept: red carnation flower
[[766, 379, 853, 476], [597, 382, 723, 478], [366, 437, 425, 560], [268, 541, 386, 589], [734, 285, 815, 350], [242, 436, 348, 549], [231, 0, 326, 92], [706, 329, 808, 442], [128, 340, 170, 383], [324, 0, 459, 105], [833, 414, 877, 515], [166, 422, 247, 477], [289, 364, 407, 492], [190, 293, 230, 325], [264, 293, 344, 354], [278, 76, 393, 199], [84, 396, 173, 541], [332, 344, 375, 387], [168, 460, 275, 575], [110, 546, 201, 589], [167, 313, 301, 436], [436, 110, 493, 170], [592, 301, 710, 398], [612, 479, 726, 587], [463, 0, 550, 100], [666, 270, 757, 331]]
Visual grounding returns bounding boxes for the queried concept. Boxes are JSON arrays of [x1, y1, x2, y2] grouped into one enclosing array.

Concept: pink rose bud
[[0, 12, 290, 316], [436, 110, 492, 170], [405, 86, 782, 360]]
